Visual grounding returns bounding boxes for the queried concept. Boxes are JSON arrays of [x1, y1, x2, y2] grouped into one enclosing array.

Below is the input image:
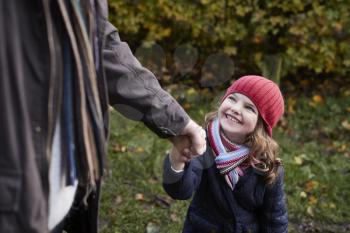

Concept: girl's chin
[[220, 121, 240, 132], [221, 129, 244, 142]]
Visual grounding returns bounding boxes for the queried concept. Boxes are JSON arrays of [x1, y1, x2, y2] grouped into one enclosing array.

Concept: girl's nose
[[230, 102, 242, 115]]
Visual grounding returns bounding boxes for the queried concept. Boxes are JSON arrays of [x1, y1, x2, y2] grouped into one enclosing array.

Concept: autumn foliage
[[109, 0, 350, 82]]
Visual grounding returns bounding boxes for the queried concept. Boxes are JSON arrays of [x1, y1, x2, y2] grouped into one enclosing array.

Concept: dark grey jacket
[[0, 1, 189, 233], [163, 144, 288, 233]]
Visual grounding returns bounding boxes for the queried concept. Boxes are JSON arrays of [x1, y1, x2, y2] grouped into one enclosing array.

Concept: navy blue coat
[[163, 145, 288, 233]]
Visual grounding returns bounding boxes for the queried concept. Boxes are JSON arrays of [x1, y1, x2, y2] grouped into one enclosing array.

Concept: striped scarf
[[208, 118, 250, 190]]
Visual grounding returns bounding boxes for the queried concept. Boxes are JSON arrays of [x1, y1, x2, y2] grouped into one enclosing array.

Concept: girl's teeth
[[227, 115, 238, 123]]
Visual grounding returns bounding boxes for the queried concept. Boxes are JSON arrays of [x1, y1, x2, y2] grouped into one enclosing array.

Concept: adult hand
[[170, 119, 206, 157]]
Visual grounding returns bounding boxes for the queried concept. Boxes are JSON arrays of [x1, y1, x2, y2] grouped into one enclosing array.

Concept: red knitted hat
[[222, 75, 285, 137]]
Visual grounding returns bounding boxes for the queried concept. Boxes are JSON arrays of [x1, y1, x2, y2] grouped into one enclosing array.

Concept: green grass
[[100, 90, 350, 233]]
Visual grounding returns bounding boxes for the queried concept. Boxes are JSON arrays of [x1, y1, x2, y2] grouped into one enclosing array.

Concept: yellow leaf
[[307, 206, 314, 217], [308, 196, 318, 205], [294, 156, 303, 165], [329, 203, 336, 209], [136, 147, 145, 153], [183, 103, 191, 110], [113, 143, 127, 153], [287, 98, 296, 114], [186, 88, 196, 96], [312, 95, 323, 104], [337, 143, 347, 152], [300, 191, 307, 198], [224, 46, 237, 55], [162, 28, 172, 37], [341, 120, 350, 130]]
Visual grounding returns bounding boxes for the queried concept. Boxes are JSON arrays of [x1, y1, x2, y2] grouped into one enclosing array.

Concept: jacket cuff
[[144, 96, 190, 138], [162, 154, 185, 184]]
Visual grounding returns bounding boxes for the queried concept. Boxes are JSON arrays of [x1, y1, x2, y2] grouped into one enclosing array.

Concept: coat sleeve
[[259, 166, 288, 233], [102, 22, 189, 138], [162, 149, 214, 200]]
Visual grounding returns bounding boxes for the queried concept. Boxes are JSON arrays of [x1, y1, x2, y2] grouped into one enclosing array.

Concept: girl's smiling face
[[218, 93, 259, 144]]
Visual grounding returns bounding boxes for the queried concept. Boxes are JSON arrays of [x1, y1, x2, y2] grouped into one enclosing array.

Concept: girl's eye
[[246, 105, 256, 113], [229, 96, 236, 102]]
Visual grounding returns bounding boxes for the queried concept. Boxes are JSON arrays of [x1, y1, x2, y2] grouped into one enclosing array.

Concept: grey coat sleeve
[[103, 22, 189, 138]]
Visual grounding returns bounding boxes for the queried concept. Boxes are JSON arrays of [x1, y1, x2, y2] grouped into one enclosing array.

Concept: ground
[[100, 84, 350, 233]]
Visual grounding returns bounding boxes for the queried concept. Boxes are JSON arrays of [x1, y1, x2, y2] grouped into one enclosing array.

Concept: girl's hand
[[169, 136, 192, 171]]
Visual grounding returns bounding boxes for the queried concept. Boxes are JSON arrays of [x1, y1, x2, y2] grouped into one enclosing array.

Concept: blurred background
[[100, 1, 350, 232]]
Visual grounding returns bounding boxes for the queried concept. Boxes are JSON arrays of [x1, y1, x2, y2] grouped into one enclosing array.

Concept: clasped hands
[[169, 119, 206, 171]]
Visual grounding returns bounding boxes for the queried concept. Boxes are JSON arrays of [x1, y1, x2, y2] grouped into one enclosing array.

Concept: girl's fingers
[[177, 148, 192, 163], [183, 148, 190, 155], [179, 156, 187, 163]]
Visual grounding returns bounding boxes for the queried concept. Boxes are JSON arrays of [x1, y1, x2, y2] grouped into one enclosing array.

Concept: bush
[[108, 1, 350, 84]]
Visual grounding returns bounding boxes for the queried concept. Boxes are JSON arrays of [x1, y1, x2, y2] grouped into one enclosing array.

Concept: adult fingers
[[189, 126, 206, 155]]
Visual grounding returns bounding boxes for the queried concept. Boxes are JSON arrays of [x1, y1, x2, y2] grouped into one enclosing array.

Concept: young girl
[[163, 75, 288, 233]]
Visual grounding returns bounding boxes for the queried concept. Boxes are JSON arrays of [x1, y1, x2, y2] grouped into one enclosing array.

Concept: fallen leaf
[[252, 35, 263, 44], [312, 95, 323, 103], [162, 74, 171, 83], [224, 46, 237, 55], [294, 156, 303, 165], [287, 98, 296, 114], [309, 94, 323, 107], [146, 222, 160, 233], [148, 178, 158, 184], [341, 120, 350, 130], [305, 180, 319, 192], [113, 143, 127, 153], [337, 143, 347, 152], [153, 195, 171, 208], [183, 103, 191, 110], [305, 181, 314, 192], [186, 88, 196, 96], [308, 196, 318, 205], [136, 147, 145, 153], [170, 213, 180, 222], [300, 191, 307, 198], [114, 195, 122, 205], [333, 22, 343, 33], [307, 206, 314, 217], [135, 193, 145, 201]]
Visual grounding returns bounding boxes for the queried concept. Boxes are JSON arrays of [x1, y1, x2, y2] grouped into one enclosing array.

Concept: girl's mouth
[[225, 114, 241, 124]]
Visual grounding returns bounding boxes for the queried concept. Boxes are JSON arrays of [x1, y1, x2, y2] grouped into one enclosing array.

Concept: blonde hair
[[204, 111, 282, 185]]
